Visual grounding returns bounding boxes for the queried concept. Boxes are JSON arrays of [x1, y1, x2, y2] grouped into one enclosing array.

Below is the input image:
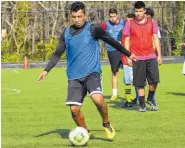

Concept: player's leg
[[108, 51, 121, 101], [122, 65, 133, 107], [70, 105, 87, 129], [66, 79, 88, 129], [111, 71, 118, 100], [86, 72, 115, 139], [146, 59, 160, 111], [132, 87, 139, 105], [91, 94, 115, 139], [182, 55, 185, 75], [133, 60, 147, 112], [148, 84, 156, 101]]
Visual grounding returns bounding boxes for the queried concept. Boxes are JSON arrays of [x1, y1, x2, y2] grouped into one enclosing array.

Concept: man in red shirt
[[123, 1, 162, 112]]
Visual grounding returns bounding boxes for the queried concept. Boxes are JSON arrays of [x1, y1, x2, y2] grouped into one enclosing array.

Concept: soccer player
[[121, 13, 138, 107], [37, 2, 136, 139], [100, 8, 125, 101], [123, 1, 162, 112], [145, 8, 162, 39], [178, 42, 185, 75], [145, 7, 162, 103]]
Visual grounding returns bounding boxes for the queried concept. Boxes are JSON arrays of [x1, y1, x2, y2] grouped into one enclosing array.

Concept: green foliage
[[14, 1, 30, 55], [170, 2, 184, 56], [1, 39, 10, 55], [1, 1, 31, 62], [2, 53, 20, 62], [45, 37, 58, 60], [173, 2, 184, 43], [1, 1, 185, 62], [34, 36, 66, 61], [100, 47, 108, 59], [1, 40, 19, 62], [172, 48, 182, 56]]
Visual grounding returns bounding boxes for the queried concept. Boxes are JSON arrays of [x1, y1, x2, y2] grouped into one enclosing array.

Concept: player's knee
[[112, 72, 117, 76], [70, 106, 80, 117], [95, 100, 106, 109]]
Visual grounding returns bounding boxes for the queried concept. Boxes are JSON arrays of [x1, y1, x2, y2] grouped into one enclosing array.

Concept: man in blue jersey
[[101, 8, 125, 101], [38, 2, 136, 139]]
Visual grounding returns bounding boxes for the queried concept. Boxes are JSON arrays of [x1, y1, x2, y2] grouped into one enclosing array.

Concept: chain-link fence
[[1, 6, 185, 61]]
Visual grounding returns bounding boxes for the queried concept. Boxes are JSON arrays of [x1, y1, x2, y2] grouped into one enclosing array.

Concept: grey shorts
[[66, 72, 103, 106], [107, 50, 122, 73], [133, 58, 160, 87]]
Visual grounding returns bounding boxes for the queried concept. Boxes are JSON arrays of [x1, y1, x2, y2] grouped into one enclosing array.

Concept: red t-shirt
[[123, 17, 158, 60], [121, 34, 128, 65]]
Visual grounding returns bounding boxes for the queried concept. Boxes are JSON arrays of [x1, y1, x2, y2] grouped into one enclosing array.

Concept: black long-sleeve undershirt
[[44, 22, 131, 72]]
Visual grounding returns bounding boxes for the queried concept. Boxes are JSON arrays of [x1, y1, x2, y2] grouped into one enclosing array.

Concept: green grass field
[[2, 64, 185, 148]]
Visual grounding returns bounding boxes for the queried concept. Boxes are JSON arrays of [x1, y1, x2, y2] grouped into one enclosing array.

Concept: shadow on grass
[[88, 129, 120, 142], [104, 95, 124, 100], [34, 129, 70, 139], [104, 95, 139, 111], [167, 92, 185, 96], [34, 128, 119, 142], [108, 101, 139, 111]]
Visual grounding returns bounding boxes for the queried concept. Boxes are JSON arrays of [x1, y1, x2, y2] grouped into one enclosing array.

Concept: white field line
[[13, 69, 20, 73], [1, 88, 21, 96]]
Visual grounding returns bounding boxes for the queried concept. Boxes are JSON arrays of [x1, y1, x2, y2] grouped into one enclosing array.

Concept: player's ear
[[144, 9, 146, 14], [85, 13, 87, 20]]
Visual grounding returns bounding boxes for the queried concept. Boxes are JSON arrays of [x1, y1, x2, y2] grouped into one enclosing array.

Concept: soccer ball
[[69, 127, 89, 146]]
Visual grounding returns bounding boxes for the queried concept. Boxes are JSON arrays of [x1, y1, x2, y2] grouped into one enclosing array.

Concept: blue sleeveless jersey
[[64, 23, 101, 80], [106, 19, 125, 52]]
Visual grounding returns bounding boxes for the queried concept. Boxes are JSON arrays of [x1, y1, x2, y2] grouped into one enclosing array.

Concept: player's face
[[71, 10, 86, 27], [109, 13, 119, 24], [135, 8, 146, 21]]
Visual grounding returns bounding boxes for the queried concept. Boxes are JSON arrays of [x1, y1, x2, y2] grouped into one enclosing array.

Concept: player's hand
[[129, 53, 137, 61], [38, 71, 48, 82], [157, 56, 162, 65], [127, 58, 132, 67], [177, 43, 185, 47]]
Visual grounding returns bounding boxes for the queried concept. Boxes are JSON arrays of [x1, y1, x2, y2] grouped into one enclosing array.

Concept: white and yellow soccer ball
[[69, 127, 89, 146]]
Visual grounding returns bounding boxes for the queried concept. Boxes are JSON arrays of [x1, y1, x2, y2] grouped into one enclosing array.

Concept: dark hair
[[109, 8, 118, 14], [134, 1, 145, 9], [70, 1, 85, 13], [127, 13, 135, 18], [146, 8, 154, 18]]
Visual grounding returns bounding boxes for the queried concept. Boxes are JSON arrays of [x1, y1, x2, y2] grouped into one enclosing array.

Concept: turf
[[1, 64, 185, 148]]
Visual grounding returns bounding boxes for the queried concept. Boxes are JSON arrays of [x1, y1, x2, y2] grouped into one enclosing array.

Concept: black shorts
[[66, 72, 103, 106], [107, 50, 122, 73], [133, 58, 160, 87]]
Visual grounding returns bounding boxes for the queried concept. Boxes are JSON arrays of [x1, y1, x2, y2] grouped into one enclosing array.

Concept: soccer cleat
[[122, 101, 132, 108], [110, 95, 117, 101], [103, 123, 116, 139], [138, 104, 147, 112], [146, 100, 158, 111], [132, 98, 138, 105]]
